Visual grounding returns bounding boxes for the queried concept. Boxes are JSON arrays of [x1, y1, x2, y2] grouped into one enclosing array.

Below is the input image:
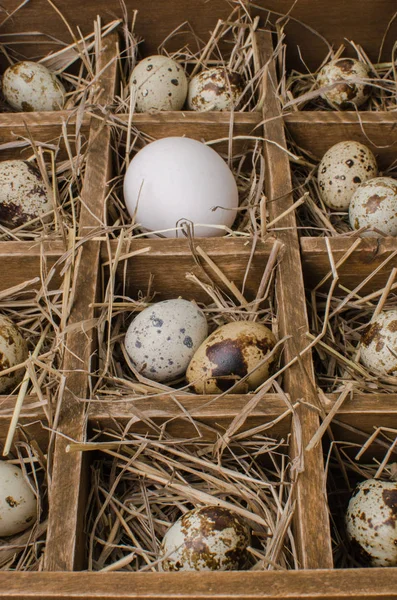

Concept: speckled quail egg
[[2, 61, 65, 112], [0, 315, 28, 394], [317, 58, 372, 109], [0, 160, 52, 228], [0, 461, 36, 537], [186, 321, 279, 394], [349, 177, 397, 236], [129, 55, 187, 112], [160, 506, 251, 571], [187, 67, 244, 112], [359, 310, 397, 375], [346, 478, 397, 567], [125, 299, 208, 382], [318, 141, 378, 210]]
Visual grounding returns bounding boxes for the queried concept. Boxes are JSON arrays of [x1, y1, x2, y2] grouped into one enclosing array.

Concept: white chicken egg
[[3, 61, 65, 112], [0, 315, 28, 393], [0, 461, 36, 537], [125, 299, 208, 382], [0, 160, 52, 228], [187, 67, 244, 111], [317, 58, 372, 109], [123, 136, 239, 237], [318, 141, 378, 210], [346, 479, 397, 567], [359, 310, 397, 375], [160, 506, 251, 571], [130, 55, 187, 112], [349, 177, 397, 236]]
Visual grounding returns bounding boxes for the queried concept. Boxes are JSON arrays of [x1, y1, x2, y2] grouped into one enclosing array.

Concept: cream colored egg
[[317, 58, 371, 109], [3, 61, 65, 112], [0, 461, 36, 537], [160, 506, 251, 571], [318, 141, 378, 210], [349, 177, 397, 236], [186, 321, 278, 394], [0, 315, 28, 393], [130, 55, 187, 112], [125, 299, 208, 382], [360, 310, 397, 375], [187, 67, 243, 112], [346, 479, 397, 567], [0, 160, 52, 228]]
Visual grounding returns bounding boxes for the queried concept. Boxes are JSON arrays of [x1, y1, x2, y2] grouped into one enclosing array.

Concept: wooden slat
[[301, 237, 397, 294], [0, 241, 65, 291], [285, 112, 397, 170], [43, 33, 119, 573], [259, 30, 333, 569], [0, 569, 396, 599]]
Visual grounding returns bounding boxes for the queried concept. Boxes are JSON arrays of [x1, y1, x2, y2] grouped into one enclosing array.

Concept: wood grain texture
[[285, 112, 397, 170], [0, 241, 65, 291], [0, 568, 396, 598], [260, 30, 333, 569], [102, 237, 277, 302], [43, 33, 119, 572], [301, 237, 397, 294]]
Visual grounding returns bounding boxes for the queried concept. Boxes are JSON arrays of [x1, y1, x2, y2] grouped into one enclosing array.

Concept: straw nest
[[81, 423, 298, 572], [326, 423, 397, 568]]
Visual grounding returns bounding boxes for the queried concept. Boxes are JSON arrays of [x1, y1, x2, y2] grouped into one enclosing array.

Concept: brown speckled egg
[[0, 160, 52, 229], [0, 315, 28, 394], [0, 461, 36, 537], [125, 299, 208, 382], [346, 479, 397, 567], [360, 310, 397, 375], [3, 61, 65, 112], [186, 321, 278, 394], [349, 177, 397, 236], [130, 55, 187, 112], [187, 68, 244, 112], [317, 58, 371, 109], [160, 506, 251, 571], [318, 141, 378, 210]]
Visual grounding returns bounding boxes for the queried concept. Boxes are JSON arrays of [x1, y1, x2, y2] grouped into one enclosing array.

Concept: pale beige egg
[[187, 67, 243, 111], [349, 177, 397, 236], [3, 61, 65, 112], [130, 55, 187, 112], [317, 58, 371, 109], [360, 310, 397, 375], [0, 461, 36, 537]]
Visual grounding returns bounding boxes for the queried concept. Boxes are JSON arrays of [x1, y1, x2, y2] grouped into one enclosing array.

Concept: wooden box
[[0, 1, 397, 598]]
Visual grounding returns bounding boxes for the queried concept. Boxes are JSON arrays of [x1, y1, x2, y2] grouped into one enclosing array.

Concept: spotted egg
[[187, 67, 244, 112], [0, 160, 52, 228], [349, 177, 397, 236], [125, 299, 208, 382], [359, 310, 397, 375], [318, 141, 378, 210], [317, 58, 372, 109], [129, 55, 188, 112], [0, 461, 36, 537], [2, 61, 65, 112], [346, 479, 397, 567], [0, 315, 28, 394], [186, 321, 279, 394], [160, 505, 251, 572]]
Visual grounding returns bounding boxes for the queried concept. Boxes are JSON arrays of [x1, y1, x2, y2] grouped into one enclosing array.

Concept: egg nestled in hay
[[129, 55, 187, 112], [160, 506, 251, 572], [187, 67, 244, 112], [317, 58, 372, 109], [0, 461, 36, 537], [2, 61, 65, 112], [360, 310, 397, 375], [186, 321, 279, 394], [349, 177, 397, 236]]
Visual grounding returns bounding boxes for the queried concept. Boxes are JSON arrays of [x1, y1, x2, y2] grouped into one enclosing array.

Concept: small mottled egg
[[3, 61, 65, 112], [0, 315, 28, 394], [187, 67, 244, 112], [125, 299, 208, 382], [186, 321, 279, 394], [317, 58, 372, 109], [160, 506, 251, 571], [0, 160, 52, 228], [349, 177, 397, 236], [130, 55, 187, 112], [318, 141, 378, 210], [360, 310, 397, 375], [0, 461, 36, 537], [346, 479, 397, 567]]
